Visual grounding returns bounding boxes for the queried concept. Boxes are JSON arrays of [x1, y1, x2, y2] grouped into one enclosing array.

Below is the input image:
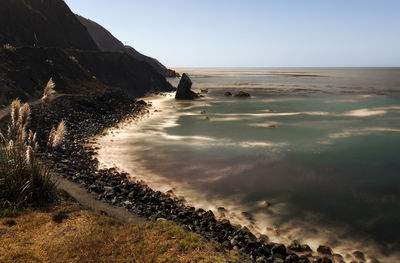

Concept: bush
[[2, 43, 16, 52], [0, 98, 65, 209]]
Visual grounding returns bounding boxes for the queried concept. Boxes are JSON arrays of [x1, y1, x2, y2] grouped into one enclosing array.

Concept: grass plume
[[41, 78, 56, 108], [1, 100, 57, 209], [10, 99, 21, 128], [53, 121, 66, 147], [3, 43, 16, 51]]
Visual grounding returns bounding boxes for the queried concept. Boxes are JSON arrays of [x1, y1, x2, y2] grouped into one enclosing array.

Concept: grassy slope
[[0, 202, 240, 263]]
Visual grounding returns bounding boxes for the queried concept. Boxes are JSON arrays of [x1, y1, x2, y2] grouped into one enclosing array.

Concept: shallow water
[[97, 68, 400, 262]]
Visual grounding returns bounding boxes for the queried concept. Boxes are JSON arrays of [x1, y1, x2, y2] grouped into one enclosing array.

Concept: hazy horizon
[[65, 0, 400, 68]]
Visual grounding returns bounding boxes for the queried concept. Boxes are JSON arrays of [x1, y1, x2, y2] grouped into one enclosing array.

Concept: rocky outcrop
[[0, 0, 98, 50], [175, 73, 199, 100], [76, 15, 180, 78], [234, 91, 251, 97]]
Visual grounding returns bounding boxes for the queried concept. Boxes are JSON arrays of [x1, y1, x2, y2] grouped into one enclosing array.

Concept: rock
[[234, 91, 250, 97], [156, 218, 167, 222], [317, 245, 332, 255], [352, 251, 365, 261], [224, 91, 232, 96], [260, 200, 271, 207], [217, 207, 227, 212], [320, 257, 333, 263], [258, 234, 269, 243], [273, 258, 284, 263], [103, 186, 114, 193], [123, 200, 132, 206], [200, 88, 209, 93], [332, 254, 345, 263], [137, 100, 147, 105], [175, 73, 199, 100], [285, 254, 299, 262], [230, 236, 239, 246], [298, 257, 311, 263], [272, 243, 287, 256], [288, 240, 312, 252], [255, 256, 266, 263]]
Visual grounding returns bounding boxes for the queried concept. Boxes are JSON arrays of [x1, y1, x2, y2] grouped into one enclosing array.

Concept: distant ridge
[[76, 15, 179, 78]]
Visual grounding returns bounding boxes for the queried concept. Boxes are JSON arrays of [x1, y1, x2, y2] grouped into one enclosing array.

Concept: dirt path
[[0, 94, 83, 121], [52, 173, 147, 224]]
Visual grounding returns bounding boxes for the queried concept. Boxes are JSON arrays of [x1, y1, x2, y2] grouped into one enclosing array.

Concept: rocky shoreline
[[20, 92, 348, 263]]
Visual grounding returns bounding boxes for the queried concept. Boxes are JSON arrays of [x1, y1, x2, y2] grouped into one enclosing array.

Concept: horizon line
[[171, 66, 400, 69]]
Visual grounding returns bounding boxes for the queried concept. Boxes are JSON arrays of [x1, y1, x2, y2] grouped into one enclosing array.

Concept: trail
[[52, 173, 147, 224], [0, 94, 83, 121]]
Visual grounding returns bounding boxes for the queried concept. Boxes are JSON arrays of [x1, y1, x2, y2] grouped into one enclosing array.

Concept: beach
[[95, 68, 400, 263]]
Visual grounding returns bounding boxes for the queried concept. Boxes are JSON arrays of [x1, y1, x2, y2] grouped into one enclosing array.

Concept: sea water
[[97, 68, 400, 262]]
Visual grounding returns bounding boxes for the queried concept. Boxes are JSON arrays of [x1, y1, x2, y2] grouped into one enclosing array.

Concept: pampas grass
[[47, 121, 66, 149], [53, 121, 66, 147], [41, 78, 56, 108], [47, 127, 56, 148], [10, 99, 21, 128], [1, 99, 58, 209], [3, 43, 16, 51], [19, 103, 30, 127]]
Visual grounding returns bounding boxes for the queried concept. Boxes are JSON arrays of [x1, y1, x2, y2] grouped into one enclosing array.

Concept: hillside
[[0, 47, 173, 105], [0, 0, 174, 105], [77, 15, 180, 78], [0, 0, 98, 50]]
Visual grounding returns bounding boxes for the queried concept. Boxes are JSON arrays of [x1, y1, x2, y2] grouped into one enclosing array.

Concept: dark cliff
[[77, 15, 180, 78], [0, 0, 174, 105]]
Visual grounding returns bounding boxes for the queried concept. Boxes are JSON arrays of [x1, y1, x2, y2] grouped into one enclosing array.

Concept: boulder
[[288, 240, 312, 252], [175, 73, 199, 100], [352, 251, 365, 261], [224, 91, 232, 96], [317, 245, 332, 255], [272, 243, 287, 256], [234, 91, 250, 97]]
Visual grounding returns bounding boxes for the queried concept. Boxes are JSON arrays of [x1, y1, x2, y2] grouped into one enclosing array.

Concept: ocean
[[96, 68, 400, 262]]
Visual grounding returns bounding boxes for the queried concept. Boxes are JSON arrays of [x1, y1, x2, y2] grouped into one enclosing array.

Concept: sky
[[64, 0, 400, 68]]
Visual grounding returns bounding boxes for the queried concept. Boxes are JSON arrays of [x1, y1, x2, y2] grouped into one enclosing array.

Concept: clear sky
[[64, 0, 400, 68]]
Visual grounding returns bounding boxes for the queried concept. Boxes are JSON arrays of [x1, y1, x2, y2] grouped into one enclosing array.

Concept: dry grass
[[0, 202, 239, 263]]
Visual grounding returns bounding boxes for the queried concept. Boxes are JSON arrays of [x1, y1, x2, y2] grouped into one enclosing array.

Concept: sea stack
[[175, 73, 199, 100]]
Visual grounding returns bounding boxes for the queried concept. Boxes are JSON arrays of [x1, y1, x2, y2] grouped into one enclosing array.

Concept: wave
[[328, 127, 400, 139]]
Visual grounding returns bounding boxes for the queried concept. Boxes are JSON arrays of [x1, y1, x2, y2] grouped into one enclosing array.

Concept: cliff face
[[0, 0, 98, 50], [0, 47, 174, 105], [77, 15, 180, 78], [0, 0, 174, 105]]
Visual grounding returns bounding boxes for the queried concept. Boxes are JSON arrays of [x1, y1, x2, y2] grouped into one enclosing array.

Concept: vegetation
[[0, 95, 65, 212], [0, 202, 239, 263], [41, 78, 56, 108], [2, 43, 16, 52]]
